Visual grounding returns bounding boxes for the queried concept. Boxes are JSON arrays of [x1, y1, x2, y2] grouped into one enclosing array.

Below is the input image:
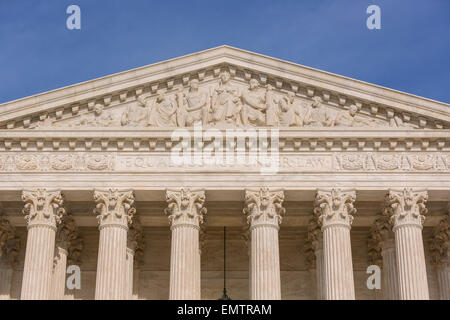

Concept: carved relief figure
[[121, 99, 149, 127], [76, 103, 114, 127], [148, 93, 177, 127], [278, 92, 305, 127], [175, 79, 208, 126], [240, 79, 267, 126], [210, 71, 240, 126], [334, 104, 380, 127], [303, 96, 333, 127]]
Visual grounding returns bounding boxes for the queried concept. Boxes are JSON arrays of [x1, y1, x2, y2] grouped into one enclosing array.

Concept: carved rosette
[[22, 189, 65, 230], [0, 214, 21, 267], [165, 188, 207, 230], [243, 188, 285, 230], [305, 215, 322, 269], [55, 213, 83, 265], [127, 217, 145, 265], [315, 189, 356, 229], [429, 214, 450, 267], [367, 211, 392, 267], [386, 188, 428, 230], [93, 189, 136, 230]]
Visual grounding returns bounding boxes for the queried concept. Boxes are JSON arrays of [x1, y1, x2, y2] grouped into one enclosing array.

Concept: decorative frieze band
[[0, 152, 449, 173]]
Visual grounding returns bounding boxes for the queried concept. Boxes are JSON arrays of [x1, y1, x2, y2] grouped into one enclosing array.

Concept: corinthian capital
[[243, 188, 285, 229], [386, 188, 428, 229], [165, 188, 207, 229], [22, 189, 65, 230], [93, 189, 135, 229], [315, 188, 356, 229]]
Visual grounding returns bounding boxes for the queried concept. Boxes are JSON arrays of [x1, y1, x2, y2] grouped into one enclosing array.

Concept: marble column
[[381, 239, 399, 300], [52, 246, 68, 299], [430, 216, 449, 300], [436, 259, 450, 300], [368, 215, 398, 300], [165, 188, 206, 300], [243, 188, 285, 300], [386, 188, 429, 300], [125, 217, 144, 300], [93, 189, 135, 300], [52, 213, 80, 300], [314, 240, 325, 300], [306, 216, 324, 300], [20, 189, 65, 300], [125, 246, 135, 299], [315, 188, 356, 300], [0, 215, 20, 300]]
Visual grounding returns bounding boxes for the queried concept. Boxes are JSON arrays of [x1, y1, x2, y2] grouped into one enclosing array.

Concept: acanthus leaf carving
[[243, 188, 285, 229], [386, 188, 428, 229], [314, 188, 356, 229], [22, 189, 65, 229], [165, 188, 207, 228], [93, 189, 136, 228]]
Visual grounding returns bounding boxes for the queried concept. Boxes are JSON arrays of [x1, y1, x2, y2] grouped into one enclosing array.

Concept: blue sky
[[0, 0, 449, 104]]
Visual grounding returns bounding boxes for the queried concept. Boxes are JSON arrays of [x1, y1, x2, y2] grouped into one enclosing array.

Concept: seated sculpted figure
[[210, 71, 240, 126], [175, 79, 208, 126], [278, 92, 305, 127], [241, 79, 267, 126], [148, 93, 177, 127], [303, 96, 333, 127], [121, 98, 149, 127]]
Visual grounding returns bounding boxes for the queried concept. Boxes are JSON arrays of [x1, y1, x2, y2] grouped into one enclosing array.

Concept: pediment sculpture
[[21, 68, 439, 130]]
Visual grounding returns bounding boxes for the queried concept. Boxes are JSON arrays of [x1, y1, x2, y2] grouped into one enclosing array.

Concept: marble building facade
[[0, 46, 448, 300]]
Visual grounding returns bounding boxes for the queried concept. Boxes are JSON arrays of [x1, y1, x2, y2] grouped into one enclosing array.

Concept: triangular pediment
[[1, 45, 449, 130]]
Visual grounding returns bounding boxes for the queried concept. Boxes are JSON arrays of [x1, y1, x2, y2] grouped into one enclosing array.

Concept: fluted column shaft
[[250, 224, 281, 299], [315, 188, 356, 300], [436, 259, 450, 300], [20, 189, 65, 300], [166, 189, 206, 300], [315, 244, 325, 300], [381, 239, 399, 299], [169, 224, 201, 299], [244, 188, 285, 300], [0, 264, 13, 300], [93, 189, 135, 300], [52, 246, 68, 299], [125, 247, 134, 299], [387, 188, 429, 300]]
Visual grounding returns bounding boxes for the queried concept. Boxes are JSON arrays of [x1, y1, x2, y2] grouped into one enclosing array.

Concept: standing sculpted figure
[[148, 92, 178, 127], [175, 79, 208, 126], [121, 97, 149, 127], [303, 96, 333, 127], [210, 71, 240, 126]]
